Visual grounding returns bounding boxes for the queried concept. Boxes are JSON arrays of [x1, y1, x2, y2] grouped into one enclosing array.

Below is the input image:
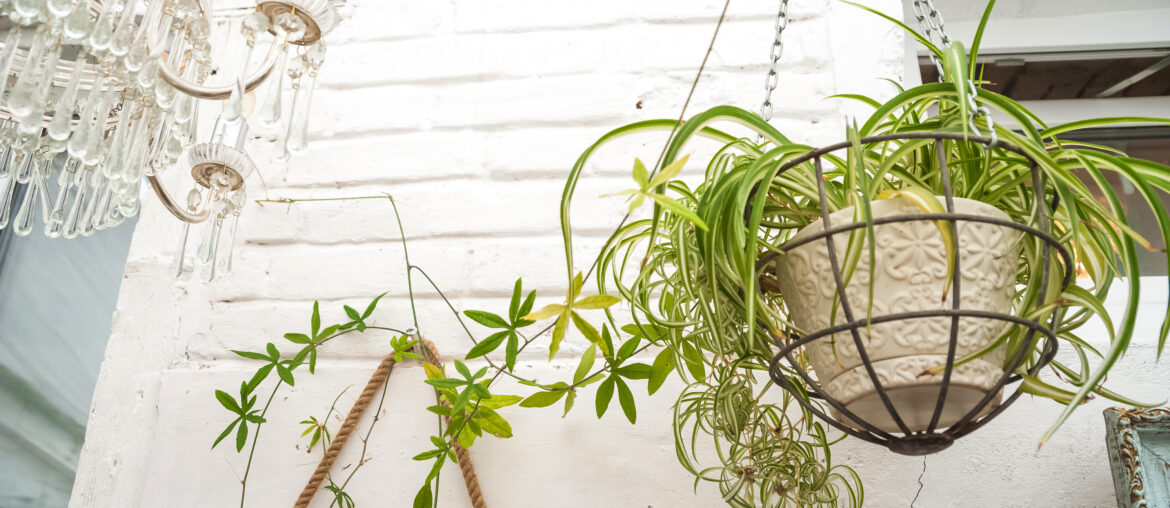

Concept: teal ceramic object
[[1105, 408, 1170, 508]]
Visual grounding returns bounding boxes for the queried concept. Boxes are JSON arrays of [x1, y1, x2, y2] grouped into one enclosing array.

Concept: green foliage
[[212, 292, 391, 506], [299, 416, 331, 452], [531, 4, 1170, 506], [391, 334, 424, 363], [462, 278, 537, 370], [324, 481, 355, 508]]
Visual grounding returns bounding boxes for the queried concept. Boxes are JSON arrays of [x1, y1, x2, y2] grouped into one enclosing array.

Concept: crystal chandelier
[[0, 0, 342, 281]]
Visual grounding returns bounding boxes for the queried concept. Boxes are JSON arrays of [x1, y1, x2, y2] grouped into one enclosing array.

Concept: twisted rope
[[293, 338, 486, 508]]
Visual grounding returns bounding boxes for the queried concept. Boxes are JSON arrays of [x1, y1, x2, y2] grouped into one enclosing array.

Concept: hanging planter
[[534, 7, 1170, 498], [762, 132, 1072, 454]]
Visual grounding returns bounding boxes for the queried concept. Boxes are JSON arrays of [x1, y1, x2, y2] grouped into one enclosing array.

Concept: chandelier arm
[[147, 174, 213, 224], [157, 39, 283, 100]]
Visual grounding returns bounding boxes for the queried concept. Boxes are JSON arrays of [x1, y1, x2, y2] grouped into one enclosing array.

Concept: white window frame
[[902, 3, 1170, 127]]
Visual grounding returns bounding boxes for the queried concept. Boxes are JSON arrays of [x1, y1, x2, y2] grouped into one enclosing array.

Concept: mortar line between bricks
[[316, 62, 832, 92], [350, 11, 823, 43], [239, 227, 620, 245]]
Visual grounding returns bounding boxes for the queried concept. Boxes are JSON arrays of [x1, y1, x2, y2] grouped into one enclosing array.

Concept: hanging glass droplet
[[9, 25, 52, 118], [0, 175, 17, 230], [68, 77, 110, 159], [171, 221, 191, 276], [61, 169, 90, 238], [45, 160, 76, 237], [63, 5, 92, 39], [0, 27, 23, 98], [46, 0, 74, 19], [13, 174, 39, 235], [223, 12, 270, 124], [109, 0, 138, 56], [257, 49, 287, 128], [49, 51, 88, 141], [12, 0, 46, 21], [87, 3, 118, 52]]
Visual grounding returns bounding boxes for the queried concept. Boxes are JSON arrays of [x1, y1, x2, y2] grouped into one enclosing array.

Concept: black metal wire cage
[[760, 131, 1076, 455]]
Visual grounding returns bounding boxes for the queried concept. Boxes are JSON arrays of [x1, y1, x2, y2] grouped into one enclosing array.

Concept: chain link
[[911, 0, 950, 77], [759, 0, 790, 124], [912, 0, 995, 145]]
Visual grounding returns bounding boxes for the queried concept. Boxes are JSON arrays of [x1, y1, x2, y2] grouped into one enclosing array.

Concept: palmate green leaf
[[573, 294, 621, 309], [517, 291, 536, 324], [574, 344, 597, 384], [317, 325, 340, 341], [524, 303, 564, 321], [570, 312, 608, 355], [266, 342, 281, 361], [235, 420, 249, 451], [413, 483, 432, 508], [291, 347, 310, 370], [648, 194, 708, 231], [362, 292, 388, 320], [247, 364, 274, 392], [276, 364, 295, 386], [471, 383, 491, 399], [454, 359, 472, 380], [616, 336, 641, 362], [595, 376, 615, 418], [422, 362, 445, 380], [617, 363, 652, 380], [648, 154, 691, 189], [311, 301, 321, 338], [508, 279, 523, 322], [474, 407, 513, 437], [232, 350, 271, 361], [632, 158, 649, 189], [284, 333, 311, 345], [344, 305, 361, 322], [562, 390, 577, 417], [466, 330, 509, 359], [550, 310, 570, 360], [479, 394, 522, 409], [519, 390, 567, 408], [505, 332, 519, 371], [570, 272, 585, 301], [464, 310, 510, 329], [679, 341, 705, 380], [648, 348, 674, 395], [215, 390, 241, 413], [627, 194, 646, 215], [453, 386, 473, 414], [615, 377, 636, 424], [457, 424, 477, 449], [520, 383, 569, 407], [424, 378, 465, 389], [212, 418, 239, 450]]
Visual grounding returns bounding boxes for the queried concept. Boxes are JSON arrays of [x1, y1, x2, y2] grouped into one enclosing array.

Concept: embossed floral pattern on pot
[[773, 197, 1021, 432]]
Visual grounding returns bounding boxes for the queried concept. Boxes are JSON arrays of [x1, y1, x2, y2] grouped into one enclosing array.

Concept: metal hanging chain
[[911, 0, 996, 146], [911, 0, 950, 77], [759, 0, 790, 125]]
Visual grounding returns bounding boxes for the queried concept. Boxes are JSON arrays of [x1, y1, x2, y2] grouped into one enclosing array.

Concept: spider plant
[[538, 0, 1170, 504]]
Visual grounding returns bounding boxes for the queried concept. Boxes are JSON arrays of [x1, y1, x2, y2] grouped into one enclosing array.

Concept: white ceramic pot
[[773, 197, 1021, 433]]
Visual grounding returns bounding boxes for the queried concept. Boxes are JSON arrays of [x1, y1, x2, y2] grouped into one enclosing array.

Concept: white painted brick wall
[[71, 1, 1168, 507]]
